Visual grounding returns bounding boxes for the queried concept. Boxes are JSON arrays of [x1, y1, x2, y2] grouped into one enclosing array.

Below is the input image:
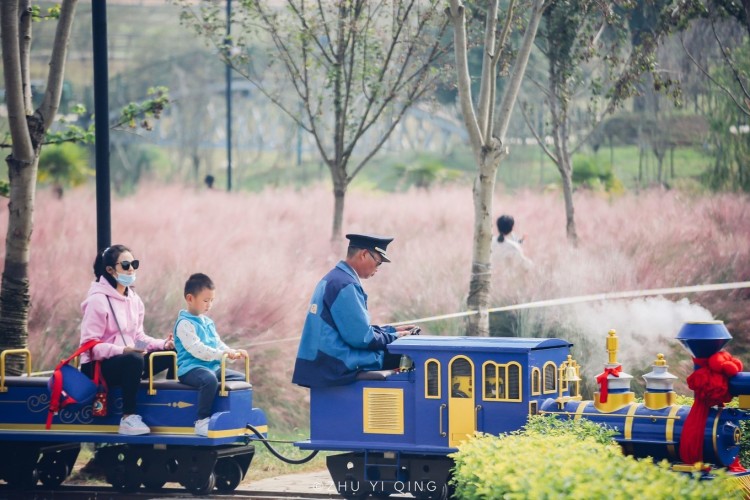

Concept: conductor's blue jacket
[[292, 261, 398, 388]]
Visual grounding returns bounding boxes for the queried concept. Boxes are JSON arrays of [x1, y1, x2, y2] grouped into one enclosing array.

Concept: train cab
[[297, 335, 574, 499]]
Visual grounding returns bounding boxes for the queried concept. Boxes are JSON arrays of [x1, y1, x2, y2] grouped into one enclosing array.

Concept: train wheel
[[185, 470, 216, 496], [143, 478, 167, 491], [215, 458, 243, 491], [7, 467, 37, 489], [107, 453, 143, 492], [37, 455, 69, 488]]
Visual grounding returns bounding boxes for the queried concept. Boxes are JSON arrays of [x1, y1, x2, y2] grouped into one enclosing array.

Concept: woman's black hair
[[496, 215, 515, 242], [94, 244, 131, 288]]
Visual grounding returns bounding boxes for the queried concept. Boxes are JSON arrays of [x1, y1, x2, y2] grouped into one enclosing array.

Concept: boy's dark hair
[[184, 273, 215, 297]]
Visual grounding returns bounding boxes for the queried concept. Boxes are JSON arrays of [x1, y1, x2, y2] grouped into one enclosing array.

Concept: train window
[[450, 357, 473, 398], [531, 368, 541, 395], [543, 362, 557, 394], [508, 363, 520, 400], [482, 361, 522, 402], [484, 364, 499, 399], [425, 359, 441, 399], [529, 400, 538, 415]]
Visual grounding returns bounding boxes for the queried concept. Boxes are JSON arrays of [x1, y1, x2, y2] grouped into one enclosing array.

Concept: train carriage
[[0, 350, 267, 495]]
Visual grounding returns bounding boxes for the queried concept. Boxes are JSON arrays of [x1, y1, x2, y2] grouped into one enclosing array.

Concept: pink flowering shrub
[[0, 184, 747, 427]]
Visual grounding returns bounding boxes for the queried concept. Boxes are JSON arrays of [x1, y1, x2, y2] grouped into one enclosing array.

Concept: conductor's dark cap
[[346, 233, 394, 263]]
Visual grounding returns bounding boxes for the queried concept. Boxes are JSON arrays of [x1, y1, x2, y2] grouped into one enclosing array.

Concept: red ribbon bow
[[595, 365, 622, 403], [679, 351, 744, 466]]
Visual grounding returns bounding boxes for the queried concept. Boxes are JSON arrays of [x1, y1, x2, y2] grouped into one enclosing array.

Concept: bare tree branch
[[519, 100, 557, 163], [680, 33, 750, 117], [39, 0, 77, 131], [477, 0, 501, 138], [495, 0, 547, 143], [448, 1, 483, 153], [487, 0, 518, 136], [19, 0, 32, 114], [1, 0, 34, 159]]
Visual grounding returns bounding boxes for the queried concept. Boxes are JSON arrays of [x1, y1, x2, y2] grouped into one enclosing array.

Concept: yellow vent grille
[[363, 388, 404, 434]]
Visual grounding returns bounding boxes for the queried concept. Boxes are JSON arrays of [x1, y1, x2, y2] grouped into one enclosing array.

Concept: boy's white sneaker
[[195, 417, 210, 437], [118, 414, 150, 435]]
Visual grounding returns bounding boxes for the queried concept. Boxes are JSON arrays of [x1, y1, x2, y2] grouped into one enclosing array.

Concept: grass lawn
[[227, 143, 714, 193]]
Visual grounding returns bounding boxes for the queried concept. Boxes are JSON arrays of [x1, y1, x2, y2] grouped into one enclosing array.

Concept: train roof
[[388, 335, 571, 354]]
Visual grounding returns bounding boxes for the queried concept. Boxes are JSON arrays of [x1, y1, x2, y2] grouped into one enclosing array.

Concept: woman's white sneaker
[[118, 414, 150, 435], [195, 417, 210, 437]]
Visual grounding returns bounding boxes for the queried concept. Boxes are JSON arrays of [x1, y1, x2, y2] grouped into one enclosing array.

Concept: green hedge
[[450, 416, 743, 499]]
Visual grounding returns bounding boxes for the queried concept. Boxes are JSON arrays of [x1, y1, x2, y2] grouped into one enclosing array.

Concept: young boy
[[174, 273, 248, 436]]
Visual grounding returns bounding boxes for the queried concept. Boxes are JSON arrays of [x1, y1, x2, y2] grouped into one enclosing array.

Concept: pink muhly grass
[[0, 184, 747, 426]]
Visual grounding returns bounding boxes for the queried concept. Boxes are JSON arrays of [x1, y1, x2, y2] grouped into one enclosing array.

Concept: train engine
[[540, 321, 750, 473], [296, 336, 578, 499]]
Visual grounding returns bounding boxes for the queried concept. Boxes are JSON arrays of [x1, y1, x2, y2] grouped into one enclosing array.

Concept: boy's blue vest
[[174, 310, 221, 377]]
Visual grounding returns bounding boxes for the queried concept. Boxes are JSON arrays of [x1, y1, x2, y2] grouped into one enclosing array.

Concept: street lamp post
[[226, 0, 232, 192], [92, 0, 111, 251]]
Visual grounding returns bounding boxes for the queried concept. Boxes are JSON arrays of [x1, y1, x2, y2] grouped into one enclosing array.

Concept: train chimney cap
[[676, 321, 732, 359]]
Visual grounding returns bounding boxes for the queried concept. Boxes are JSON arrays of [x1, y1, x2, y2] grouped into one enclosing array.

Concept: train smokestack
[[675, 321, 732, 359]]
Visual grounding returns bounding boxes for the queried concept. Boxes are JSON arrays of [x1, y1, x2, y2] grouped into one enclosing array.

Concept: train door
[[448, 356, 475, 447]]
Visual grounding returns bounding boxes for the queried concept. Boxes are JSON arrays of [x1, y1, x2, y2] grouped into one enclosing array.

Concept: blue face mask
[[116, 273, 136, 287]]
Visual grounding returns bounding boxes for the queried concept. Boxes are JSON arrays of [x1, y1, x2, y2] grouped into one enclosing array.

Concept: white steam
[[561, 296, 714, 379]]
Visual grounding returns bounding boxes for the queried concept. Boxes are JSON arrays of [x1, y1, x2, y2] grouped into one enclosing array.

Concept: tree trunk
[[0, 0, 78, 374], [670, 146, 674, 179], [331, 179, 346, 242], [559, 162, 577, 243], [549, 82, 578, 245], [449, 0, 544, 336], [465, 153, 500, 337], [0, 153, 39, 374]]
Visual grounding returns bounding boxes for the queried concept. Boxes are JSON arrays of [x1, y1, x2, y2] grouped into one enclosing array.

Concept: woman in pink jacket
[[79, 244, 175, 435]]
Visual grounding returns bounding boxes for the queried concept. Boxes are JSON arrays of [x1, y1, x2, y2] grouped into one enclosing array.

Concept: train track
[[0, 484, 341, 499]]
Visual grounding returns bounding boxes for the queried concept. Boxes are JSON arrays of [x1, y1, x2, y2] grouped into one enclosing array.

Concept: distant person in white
[[492, 214, 532, 269]]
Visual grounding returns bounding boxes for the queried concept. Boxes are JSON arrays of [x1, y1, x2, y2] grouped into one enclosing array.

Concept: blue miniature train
[[295, 322, 750, 499], [0, 351, 267, 494], [2, 322, 750, 497]]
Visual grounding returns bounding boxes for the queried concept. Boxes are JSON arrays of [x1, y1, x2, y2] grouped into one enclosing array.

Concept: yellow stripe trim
[[0, 423, 267, 437], [713, 408, 722, 459], [666, 404, 681, 458], [574, 401, 587, 420], [624, 403, 640, 440]]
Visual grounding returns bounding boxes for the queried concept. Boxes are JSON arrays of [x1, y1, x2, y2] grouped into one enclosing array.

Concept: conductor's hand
[[396, 325, 421, 337]]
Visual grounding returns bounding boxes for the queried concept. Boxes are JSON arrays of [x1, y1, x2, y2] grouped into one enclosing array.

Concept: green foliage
[[389, 156, 463, 190], [29, 4, 61, 22], [117, 86, 169, 131], [703, 43, 750, 192], [45, 103, 95, 145], [38, 143, 93, 190], [450, 430, 743, 499], [44, 88, 170, 146], [572, 155, 624, 193], [521, 414, 618, 445], [110, 144, 171, 195]]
